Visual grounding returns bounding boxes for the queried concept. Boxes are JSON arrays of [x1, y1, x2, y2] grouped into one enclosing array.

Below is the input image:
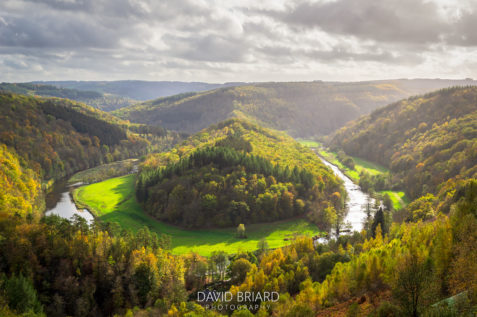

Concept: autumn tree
[[237, 223, 247, 239], [392, 249, 433, 317], [229, 258, 253, 284]]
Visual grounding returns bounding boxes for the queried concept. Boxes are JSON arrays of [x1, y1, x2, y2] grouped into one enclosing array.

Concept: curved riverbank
[[45, 180, 94, 223]]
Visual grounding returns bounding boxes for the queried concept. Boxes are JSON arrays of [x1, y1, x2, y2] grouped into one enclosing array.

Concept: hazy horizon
[[9, 77, 477, 85]]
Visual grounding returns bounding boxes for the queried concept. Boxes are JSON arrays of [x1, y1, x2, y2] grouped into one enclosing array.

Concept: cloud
[[0, 0, 475, 82], [267, 0, 449, 44], [449, 9, 477, 46], [263, 0, 477, 47], [162, 34, 249, 63], [0, 13, 119, 49]]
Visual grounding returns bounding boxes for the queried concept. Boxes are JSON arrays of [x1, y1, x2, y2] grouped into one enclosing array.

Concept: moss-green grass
[[74, 175, 322, 256], [297, 139, 320, 148], [378, 190, 410, 210]]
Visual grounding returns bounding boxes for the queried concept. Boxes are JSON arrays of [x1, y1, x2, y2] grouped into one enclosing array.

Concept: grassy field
[[378, 190, 410, 210], [296, 139, 321, 148], [74, 174, 322, 256], [299, 139, 409, 210]]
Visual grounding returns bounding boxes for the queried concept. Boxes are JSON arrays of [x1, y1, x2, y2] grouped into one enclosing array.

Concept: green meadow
[[74, 174, 322, 256], [295, 139, 321, 148], [378, 190, 410, 211]]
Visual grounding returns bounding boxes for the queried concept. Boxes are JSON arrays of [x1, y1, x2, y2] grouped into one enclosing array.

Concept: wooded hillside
[[114, 79, 477, 137], [0, 83, 135, 111], [0, 92, 176, 185], [136, 119, 345, 229], [330, 86, 477, 199]]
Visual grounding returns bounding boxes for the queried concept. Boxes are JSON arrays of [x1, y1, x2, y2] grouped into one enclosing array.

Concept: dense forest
[[0, 179, 474, 316], [0, 83, 135, 111], [136, 119, 345, 229], [0, 92, 180, 215], [0, 87, 476, 316], [330, 86, 477, 200], [114, 79, 477, 137]]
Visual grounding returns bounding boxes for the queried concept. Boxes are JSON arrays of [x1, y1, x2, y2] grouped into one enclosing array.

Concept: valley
[[0, 84, 476, 317], [304, 141, 410, 211], [47, 149, 371, 256], [317, 156, 373, 232], [3, 2, 477, 315], [114, 79, 477, 137]]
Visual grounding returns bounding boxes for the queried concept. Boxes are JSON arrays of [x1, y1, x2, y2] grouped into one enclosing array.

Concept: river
[[45, 179, 94, 224], [317, 155, 373, 232], [44, 156, 370, 232]]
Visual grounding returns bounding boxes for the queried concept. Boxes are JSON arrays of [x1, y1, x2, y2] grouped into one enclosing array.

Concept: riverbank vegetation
[[68, 159, 138, 184], [299, 140, 409, 211]]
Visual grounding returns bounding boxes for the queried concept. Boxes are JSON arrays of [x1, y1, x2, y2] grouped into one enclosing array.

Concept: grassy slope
[[299, 140, 409, 210], [74, 174, 322, 256]]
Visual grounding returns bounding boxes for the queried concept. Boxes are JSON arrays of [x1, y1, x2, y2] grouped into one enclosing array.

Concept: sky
[[1, 0, 477, 83]]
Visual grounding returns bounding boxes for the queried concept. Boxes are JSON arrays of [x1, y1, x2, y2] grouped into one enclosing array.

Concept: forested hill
[[0, 82, 136, 111], [136, 118, 345, 229], [35, 80, 242, 101], [114, 79, 477, 137], [0, 93, 176, 198], [330, 86, 477, 199]]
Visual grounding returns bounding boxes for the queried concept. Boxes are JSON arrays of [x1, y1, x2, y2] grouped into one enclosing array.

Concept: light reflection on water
[[45, 180, 94, 224], [318, 157, 373, 233]]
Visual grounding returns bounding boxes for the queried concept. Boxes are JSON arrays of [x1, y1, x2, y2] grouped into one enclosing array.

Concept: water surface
[[318, 156, 373, 232], [45, 179, 94, 223]]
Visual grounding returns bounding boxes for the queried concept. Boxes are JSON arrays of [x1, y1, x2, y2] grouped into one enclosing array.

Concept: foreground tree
[[229, 258, 253, 284], [236, 223, 247, 238], [393, 248, 433, 317]]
